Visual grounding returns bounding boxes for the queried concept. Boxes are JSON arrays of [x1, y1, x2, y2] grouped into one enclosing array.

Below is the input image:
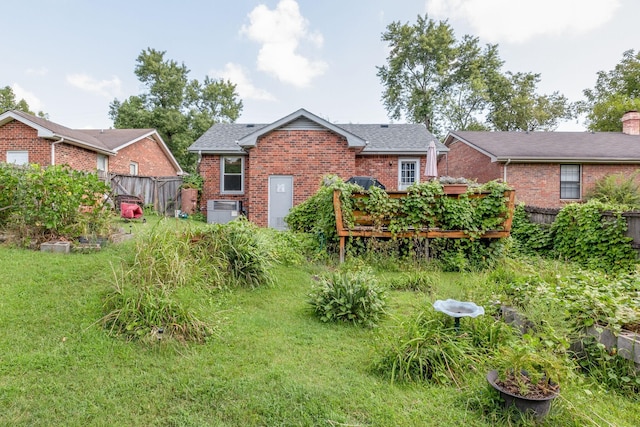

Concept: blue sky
[[1, 0, 637, 131]]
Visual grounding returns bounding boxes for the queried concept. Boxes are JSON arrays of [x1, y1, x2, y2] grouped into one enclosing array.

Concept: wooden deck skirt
[[333, 188, 516, 262]]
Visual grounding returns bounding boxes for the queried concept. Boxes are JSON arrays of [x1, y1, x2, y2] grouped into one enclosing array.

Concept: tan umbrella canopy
[[425, 140, 438, 180]]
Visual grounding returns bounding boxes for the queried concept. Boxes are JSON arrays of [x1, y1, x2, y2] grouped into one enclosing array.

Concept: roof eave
[[496, 157, 640, 164]]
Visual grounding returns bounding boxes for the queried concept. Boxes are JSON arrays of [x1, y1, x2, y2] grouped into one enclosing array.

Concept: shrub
[[1, 164, 112, 245], [586, 171, 640, 208], [385, 271, 438, 292], [550, 200, 636, 272], [308, 270, 386, 328]]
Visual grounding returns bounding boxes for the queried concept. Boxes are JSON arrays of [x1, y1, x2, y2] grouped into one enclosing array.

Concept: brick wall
[[0, 121, 52, 165], [441, 140, 502, 182], [199, 129, 358, 227], [247, 129, 357, 226], [111, 136, 178, 176], [55, 143, 98, 171]]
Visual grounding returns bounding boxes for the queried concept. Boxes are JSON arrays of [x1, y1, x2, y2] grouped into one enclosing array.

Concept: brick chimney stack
[[622, 110, 640, 135]]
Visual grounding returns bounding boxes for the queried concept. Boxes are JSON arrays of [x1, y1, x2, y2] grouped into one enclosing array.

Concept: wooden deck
[[333, 188, 516, 262]]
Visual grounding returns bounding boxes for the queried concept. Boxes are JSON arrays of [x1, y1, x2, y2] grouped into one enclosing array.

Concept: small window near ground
[[221, 156, 243, 193], [560, 164, 580, 199], [129, 161, 139, 176], [97, 154, 108, 171], [7, 150, 28, 165]]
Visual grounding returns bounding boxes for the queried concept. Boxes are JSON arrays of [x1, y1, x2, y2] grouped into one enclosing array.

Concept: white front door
[[398, 158, 420, 190], [268, 175, 293, 230]]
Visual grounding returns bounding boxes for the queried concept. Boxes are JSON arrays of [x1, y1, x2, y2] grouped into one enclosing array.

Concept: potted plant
[[438, 176, 469, 194], [487, 333, 568, 419]]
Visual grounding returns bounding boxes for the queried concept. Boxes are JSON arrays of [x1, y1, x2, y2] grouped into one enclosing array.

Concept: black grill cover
[[346, 176, 386, 190]]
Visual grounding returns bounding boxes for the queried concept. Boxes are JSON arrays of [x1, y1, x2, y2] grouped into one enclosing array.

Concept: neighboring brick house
[[188, 108, 446, 228], [0, 110, 183, 176], [441, 111, 640, 208]]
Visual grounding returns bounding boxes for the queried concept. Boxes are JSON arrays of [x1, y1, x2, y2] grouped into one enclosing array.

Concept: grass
[[0, 218, 639, 426]]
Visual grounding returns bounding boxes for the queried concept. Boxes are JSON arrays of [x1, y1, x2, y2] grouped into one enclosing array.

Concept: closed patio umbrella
[[425, 140, 438, 180]]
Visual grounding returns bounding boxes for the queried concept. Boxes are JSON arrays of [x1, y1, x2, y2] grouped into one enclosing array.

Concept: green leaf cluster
[[308, 269, 387, 328], [109, 48, 243, 172], [0, 163, 112, 245], [551, 200, 636, 272]]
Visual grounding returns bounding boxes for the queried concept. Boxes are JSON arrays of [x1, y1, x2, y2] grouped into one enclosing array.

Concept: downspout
[[503, 158, 511, 182], [51, 137, 65, 165]]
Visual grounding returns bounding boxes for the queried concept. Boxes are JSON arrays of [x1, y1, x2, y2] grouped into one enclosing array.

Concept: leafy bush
[[204, 219, 275, 289], [0, 163, 21, 225], [550, 200, 636, 272], [586, 171, 640, 208], [1, 163, 112, 245], [308, 270, 386, 328], [509, 204, 553, 255]]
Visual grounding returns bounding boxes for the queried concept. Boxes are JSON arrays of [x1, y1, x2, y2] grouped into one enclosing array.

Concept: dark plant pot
[[486, 370, 558, 419]]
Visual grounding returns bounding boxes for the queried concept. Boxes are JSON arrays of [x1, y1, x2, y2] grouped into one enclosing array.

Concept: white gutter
[[503, 158, 511, 182], [51, 137, 65, 165]]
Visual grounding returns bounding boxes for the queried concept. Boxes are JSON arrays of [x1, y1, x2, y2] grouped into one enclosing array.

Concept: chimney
[[622, 110, 640, 135]]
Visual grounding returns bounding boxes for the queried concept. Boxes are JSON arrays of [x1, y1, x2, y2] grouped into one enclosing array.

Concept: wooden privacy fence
[[106, 173, 184, 216], [525, 206, 640, 250], [334, 188, 516, 262]]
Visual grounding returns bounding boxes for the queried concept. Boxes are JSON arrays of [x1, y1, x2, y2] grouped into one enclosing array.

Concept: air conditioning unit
[[207, 200, 242, 224]]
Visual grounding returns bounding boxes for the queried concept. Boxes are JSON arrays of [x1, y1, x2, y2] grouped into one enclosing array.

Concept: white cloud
[[240, 0, 328, 87], [426, 0, 621, 44], [66, 74, 122, 99], [11, 83, 44, 111], [212, 63, 276, 101]]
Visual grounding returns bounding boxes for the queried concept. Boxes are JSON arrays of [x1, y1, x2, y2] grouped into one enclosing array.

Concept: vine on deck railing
[[350, 179, 512, 238]]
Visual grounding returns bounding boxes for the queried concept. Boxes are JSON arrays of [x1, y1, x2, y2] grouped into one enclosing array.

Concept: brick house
[[441, 111, 640, 208], [0, 110, 183, 176], [188, 108, 446, 228]]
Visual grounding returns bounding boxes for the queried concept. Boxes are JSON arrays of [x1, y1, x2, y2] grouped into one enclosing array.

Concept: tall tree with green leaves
[[109, 48, 243, 171], [0, 85, 46, 117], [580, 49, 640, 132], [377, 14, 573, 136], [487, 72, 573, 131]]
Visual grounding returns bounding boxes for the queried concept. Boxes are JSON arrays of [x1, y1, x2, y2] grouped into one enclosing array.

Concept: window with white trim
[[398, 158, 420, 190], [7, 150, 28, 165], [97, 154, 108, 171], [221, 156, 244, 193], [129, 161, 139, 176], [560, 164, 580, 199]]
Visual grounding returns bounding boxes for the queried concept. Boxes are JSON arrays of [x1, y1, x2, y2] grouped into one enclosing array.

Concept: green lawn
[[0, 223, 638, 426]]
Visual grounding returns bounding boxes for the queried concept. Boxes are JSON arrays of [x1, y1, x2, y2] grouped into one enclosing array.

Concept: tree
[[487, 72, 572, 131], [109, 48, 243, 171], [581, 49, 640, 132], [0, 85, 46, 117], [377, 15, 573, 136]]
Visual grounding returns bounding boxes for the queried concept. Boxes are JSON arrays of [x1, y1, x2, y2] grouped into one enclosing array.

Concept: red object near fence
[[120, 202, 143, 219]]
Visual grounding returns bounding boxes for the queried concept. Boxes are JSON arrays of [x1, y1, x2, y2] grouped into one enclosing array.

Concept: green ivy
[[550, 200, 636, 272]]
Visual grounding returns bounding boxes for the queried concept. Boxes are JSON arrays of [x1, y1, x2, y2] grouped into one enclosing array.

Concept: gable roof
[[188, 108, 447, 155], [0, 110, 183, 173], [445, 130, 640, 163]]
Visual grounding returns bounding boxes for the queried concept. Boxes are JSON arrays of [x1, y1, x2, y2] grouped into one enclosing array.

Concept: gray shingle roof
[[446, 130, 640, 163], [188, 109, 447, 155]]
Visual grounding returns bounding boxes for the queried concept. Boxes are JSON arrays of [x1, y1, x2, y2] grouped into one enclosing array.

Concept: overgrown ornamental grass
[[1, 219, 639, 426]]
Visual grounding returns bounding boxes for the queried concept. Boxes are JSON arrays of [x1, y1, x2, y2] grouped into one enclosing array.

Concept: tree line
[[3, 14, 639, 172]]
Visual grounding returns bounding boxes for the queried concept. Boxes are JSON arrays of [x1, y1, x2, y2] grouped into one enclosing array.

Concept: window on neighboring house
[[560, 164, 581, 199], [7, 150, 28, 165], [97, 155, 108, 171], [129, 161, 139, 176], [221, 156, 243, 193], [398, 158, 420, 190]]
